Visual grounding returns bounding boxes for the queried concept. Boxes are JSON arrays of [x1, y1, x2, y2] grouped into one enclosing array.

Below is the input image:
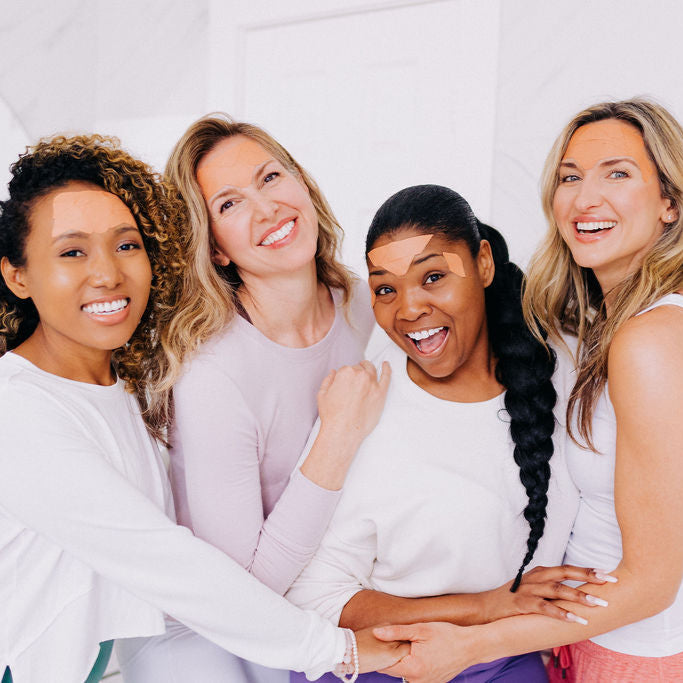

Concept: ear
[[1, 256, 31, 299], [662, 202, 679, 224], [210, 246, 231, 267], [476, 240, 495, 288]]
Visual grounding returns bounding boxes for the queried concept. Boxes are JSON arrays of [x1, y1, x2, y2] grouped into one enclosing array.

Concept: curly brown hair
[[0, 134, 186, 441]]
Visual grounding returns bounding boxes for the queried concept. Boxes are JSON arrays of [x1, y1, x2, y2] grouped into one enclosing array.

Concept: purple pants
[[290, 652, 547, 683]]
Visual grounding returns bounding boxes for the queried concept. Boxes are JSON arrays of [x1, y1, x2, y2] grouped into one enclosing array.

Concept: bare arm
[[340, 564, 611, 630], [377, 306, 683, 682]]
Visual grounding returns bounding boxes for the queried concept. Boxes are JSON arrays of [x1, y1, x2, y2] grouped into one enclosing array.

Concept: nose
[[88, 249, 123, 289], [574, 175, 603, 212], [396, 286, 431, 321], [250, 191, 278, 222]]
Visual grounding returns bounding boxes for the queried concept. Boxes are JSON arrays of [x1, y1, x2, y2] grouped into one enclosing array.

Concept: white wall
[[2, 0, 682, 266]]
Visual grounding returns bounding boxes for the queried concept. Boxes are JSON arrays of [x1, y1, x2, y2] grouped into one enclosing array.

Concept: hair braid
[[478, 222, 557, 592]]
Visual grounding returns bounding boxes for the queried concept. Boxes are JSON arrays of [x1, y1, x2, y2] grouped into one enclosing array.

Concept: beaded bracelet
[[332, 628, 358, 682]]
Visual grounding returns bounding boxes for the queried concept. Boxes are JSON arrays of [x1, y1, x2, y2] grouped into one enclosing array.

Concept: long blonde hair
[[523, 99, 683, 448], [153, 114, 354, 424]]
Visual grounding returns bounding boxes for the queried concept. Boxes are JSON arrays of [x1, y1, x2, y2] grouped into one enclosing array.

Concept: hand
[[479, 565, 614, 623], [373, 622, 476, 683], [317, 360, 391, 447], [354, 625, 410, 674]]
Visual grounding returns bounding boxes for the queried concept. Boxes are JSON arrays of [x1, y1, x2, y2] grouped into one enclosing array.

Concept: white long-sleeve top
[[286, 342, 579, 623], [0, 353, 344, 683]]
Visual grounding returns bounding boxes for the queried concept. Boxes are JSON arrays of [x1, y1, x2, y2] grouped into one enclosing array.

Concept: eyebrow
[[52, 224, 139, 243], [208, 159, 275, 204], [368, 252, 441, 276], [560, 156, 639, 170]]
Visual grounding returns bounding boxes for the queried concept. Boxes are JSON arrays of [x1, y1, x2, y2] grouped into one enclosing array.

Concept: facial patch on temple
[[562, 119, 654, 182], [443, 252, 467, 278], [49, 188, 136, 238], [367, 234, 433, 276]]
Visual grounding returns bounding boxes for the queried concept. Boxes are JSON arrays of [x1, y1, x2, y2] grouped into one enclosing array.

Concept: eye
[[609, 169, 629, 179], [60, 248, 84, 258], [375, 285, 394, 296], [219, 199, 234, 214], [263, 171, 280, 184], [560, 173, 581, 183], [118, 240, 143, 252], [424, 272, 444, 284]]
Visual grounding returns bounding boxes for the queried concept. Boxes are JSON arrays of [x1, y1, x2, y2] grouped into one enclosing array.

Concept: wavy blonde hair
[[153, 114, 354, 421], [0, 134, 186, 442], [523, 99, 683, 449]]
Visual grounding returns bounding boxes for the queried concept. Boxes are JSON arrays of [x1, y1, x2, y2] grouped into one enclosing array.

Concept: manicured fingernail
[[593, 571, 618, 583], [585, 595, 609, 607], [566, 612, 588, 625]]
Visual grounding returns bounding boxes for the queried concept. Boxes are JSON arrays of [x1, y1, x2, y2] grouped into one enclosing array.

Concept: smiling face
[[2, 181, 152, 363], [195, 135, 319, 280], [368, 228, 495, 392], [553, 119, 675, 291]]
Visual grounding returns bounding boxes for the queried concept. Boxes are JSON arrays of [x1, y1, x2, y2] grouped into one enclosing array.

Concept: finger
[[535, 601, 585, 623], [358, 359, 376, 375], [317, 369, 336, 394], [373, 624, 423, 642], [378, 361, 392, 393], [544, 583, 609, 607], [524, 564, 615, 585]]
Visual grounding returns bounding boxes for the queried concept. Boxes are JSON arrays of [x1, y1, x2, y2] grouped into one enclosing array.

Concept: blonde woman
[[375, 99, 683, 682], [116, 116, 391, 682]]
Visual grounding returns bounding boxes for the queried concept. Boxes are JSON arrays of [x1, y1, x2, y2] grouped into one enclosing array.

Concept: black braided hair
[[366, 185, 557, 592]]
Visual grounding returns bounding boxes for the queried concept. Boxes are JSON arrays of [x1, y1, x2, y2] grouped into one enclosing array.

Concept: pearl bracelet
[[332, 628, 358, 682]]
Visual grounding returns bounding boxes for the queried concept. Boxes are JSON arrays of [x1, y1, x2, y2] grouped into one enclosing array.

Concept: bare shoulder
[[609, 302, 683, 405]]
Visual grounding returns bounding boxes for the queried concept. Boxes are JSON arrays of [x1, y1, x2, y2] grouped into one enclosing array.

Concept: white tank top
[[563, 293, 683, 656]]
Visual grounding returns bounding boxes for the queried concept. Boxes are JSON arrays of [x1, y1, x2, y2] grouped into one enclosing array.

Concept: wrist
[[332, 628, 358, 682], [475, 589, 499, 624], [467, 623, 504, 665]]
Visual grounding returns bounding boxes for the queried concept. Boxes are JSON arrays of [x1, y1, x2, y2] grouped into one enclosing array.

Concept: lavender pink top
[[169, 285, 375, 595]]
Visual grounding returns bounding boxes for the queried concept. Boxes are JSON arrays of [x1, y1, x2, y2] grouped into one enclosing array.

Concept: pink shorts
[[547, 640, 683, 682]]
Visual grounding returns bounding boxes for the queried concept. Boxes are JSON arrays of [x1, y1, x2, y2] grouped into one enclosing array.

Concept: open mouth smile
[[260, 219, 295, 246], [406, 326, 449, 355], [81, 298, 130, 315], [575, 220, 616, 235]]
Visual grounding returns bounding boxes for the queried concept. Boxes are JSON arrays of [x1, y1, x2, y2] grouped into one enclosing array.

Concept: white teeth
[[576, 221, 617, 233], [407, 327, 444, 341], [261, 220, 295, 246], [82, 298, 129, 315]]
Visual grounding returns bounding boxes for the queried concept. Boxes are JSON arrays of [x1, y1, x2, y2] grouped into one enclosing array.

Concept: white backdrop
[[2, 0, 682, 270]]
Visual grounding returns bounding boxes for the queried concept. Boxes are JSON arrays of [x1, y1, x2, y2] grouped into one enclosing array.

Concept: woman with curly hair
[[286, 184, 607, 682], [374, 99, 683, 682], [115, 116, 392, 683], [0, 135, 406, 683]]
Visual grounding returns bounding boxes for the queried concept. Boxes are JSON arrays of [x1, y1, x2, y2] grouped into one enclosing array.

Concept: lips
[[406, 326, 449, 355], [575, 220, 617, 235], [81, 298, 130, 315], [260, 219, 295, 246]]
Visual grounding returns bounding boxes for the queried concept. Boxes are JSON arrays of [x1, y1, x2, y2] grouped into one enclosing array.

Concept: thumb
[[318, 369, 336, 396], [373, 623, 422, 642], [378, 361, 392, 394]]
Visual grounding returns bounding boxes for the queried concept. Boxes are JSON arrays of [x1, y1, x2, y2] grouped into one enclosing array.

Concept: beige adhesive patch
[[196, 136, 274, 201], [368, 234, 433, 276], [49, 188, 135, 238], [443, 252, 466, 278], [562, 119, 654, 182]]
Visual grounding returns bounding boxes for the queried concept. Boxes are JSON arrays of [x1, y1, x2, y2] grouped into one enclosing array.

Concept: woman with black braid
[[286, 185, 612, 682]]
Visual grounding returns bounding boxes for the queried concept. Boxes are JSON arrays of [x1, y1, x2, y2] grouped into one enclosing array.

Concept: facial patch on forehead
[[196, 137, 273, 199], [368, 234, 433, 276], [443, 252, 467, 278], [563, 119, 654, 182], [49, 189, 134, 237]]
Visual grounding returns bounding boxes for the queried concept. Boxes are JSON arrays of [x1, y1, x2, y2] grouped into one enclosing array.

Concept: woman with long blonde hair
[[115, 115, 392, 682], [374, 98, 683, 682]]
